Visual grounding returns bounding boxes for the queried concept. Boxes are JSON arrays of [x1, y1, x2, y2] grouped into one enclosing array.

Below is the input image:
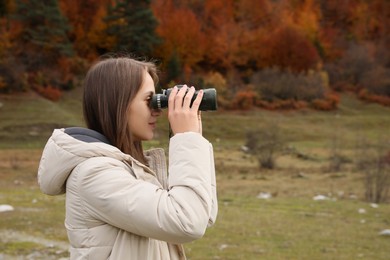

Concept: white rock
[[370, 203, 379, 208], [241, 145, 249, 152], [0, 204, 14, 212], [313, 195, 329, 201], [257, 192, 272, 200], [358, 208, 366, 214], [219, 244, 228, 251], [379, 229, 390, 236]]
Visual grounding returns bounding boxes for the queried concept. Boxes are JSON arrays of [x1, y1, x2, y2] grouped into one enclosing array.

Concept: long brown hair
[[83, 56, 158, 164]]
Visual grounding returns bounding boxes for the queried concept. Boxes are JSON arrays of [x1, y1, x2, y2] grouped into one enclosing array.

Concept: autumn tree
[[201, 0, 236, 70], [0, 0, 26, 93], [152, 0, 206, 80], [235, 0, 279, 70], [106, 0, 161, 57], [317, 0, 354, 61], [59, 0, 113, 59], [262, 25, 320, 72]]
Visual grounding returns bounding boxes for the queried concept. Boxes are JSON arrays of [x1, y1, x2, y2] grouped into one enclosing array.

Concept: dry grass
[[0, 92, 390, 259]]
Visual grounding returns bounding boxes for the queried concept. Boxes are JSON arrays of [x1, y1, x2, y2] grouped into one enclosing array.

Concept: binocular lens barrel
[[151, 85, 218, 111]]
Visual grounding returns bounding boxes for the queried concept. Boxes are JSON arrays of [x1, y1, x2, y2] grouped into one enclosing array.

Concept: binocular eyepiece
[[151, 85, 218, 111]]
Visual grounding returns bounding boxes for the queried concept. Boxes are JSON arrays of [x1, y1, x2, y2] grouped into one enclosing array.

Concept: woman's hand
[[168, 85, 203, 135]]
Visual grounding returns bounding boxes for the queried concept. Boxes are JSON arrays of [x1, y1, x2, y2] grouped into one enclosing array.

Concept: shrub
[[251, 67, 329, 102], [232, 89, 258, 110], [311, 93, 340, 110], [356, 137, 390, 203], [245, 124, 287, 169], [360, 66, 390, 97], [326, 43, 375, 90], [358, 89, 390, 107], [325, 42, 389, 99], [35, 85, 62, 101], [257, 99, 308, 110]]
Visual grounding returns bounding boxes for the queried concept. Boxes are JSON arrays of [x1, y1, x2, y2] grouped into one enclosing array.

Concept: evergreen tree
[[14, 0, 73, 69], [0, 0, 7, 17], [105, 0, 161, 57], [166, 51, 182, 83]]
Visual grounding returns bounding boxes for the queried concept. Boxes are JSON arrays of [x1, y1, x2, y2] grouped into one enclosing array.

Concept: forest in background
[[0, 0, 389, 110]]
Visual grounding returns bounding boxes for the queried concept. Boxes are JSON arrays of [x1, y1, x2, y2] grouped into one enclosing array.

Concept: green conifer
[[14, 0, 73, 68], [105, 0, 161, 57]]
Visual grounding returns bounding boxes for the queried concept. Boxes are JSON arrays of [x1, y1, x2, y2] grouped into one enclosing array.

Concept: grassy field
[[0, 90, 390, 259]]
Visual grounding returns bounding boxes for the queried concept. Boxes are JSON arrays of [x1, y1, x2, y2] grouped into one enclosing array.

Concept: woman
[[37, 56, 218, 259]]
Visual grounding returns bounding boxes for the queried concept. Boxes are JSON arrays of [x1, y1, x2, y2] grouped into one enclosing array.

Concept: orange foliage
[[350, 0, 390, 41], [59, 0, 113, 59], [232, 89, 258, 110], [34, 85, 63, 101], [257, 99, 307, 110], [152, 0, 206, 69], [1, 0, 388, 109], [57, 57, 73, 85], [311, 93, 339, 111], [292, 0, 321, 41], [262, 25, 320, 72], [318, 26, 344, 61], [202, 0, 236, 68], [236, 0, 272, 27], [358, 89, 390, 107]]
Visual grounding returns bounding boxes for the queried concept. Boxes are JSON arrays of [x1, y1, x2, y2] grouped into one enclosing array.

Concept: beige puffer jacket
[[37, 128, 217, 259]]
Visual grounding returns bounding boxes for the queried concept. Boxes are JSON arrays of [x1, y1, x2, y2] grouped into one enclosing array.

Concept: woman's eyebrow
[[144, 91, 154, 97]]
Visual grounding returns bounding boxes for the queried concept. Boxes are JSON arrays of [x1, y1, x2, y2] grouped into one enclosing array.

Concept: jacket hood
[[38, 127, 130, 195]]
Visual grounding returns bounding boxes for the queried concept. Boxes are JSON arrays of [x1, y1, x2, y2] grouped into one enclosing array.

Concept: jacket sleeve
[[72, 132, 217, 244], [208, 142, 218, 227]]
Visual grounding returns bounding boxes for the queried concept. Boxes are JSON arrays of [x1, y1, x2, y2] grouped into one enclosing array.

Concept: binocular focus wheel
[[157, 95, 162, 109]]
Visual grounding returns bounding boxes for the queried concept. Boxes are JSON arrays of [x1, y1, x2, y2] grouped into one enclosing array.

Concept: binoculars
[[151, 85, 218, 111]]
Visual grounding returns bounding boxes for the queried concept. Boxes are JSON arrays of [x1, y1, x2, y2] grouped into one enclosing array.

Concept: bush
[[358, 89, 390, 107], [326, 43, 375, 90], [311, 93, 340, 110], [27, 71, 64, 101], [245, 124, 287, 169], [356, 139, 390, 204], [232, 89, 258, 110], [256, 99, 307, 110], [34, 85, 62, 101], [251, 67, 329, 102], [360, 66, 390, 97], [325, 42, 389, 98]]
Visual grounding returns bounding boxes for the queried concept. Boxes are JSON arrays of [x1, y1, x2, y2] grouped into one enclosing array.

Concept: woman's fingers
[[167, 85, 203, 135], [190, 89, 203, 111], [175, 85, 188, 108], [182, 86, 195, 108]]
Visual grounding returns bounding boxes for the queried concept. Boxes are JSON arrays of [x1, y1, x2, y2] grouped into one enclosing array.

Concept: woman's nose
[[151, 108, 162, 116]]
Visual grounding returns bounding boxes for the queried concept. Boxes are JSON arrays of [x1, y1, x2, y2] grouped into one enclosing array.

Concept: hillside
[[0, 89, 390, 259]]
